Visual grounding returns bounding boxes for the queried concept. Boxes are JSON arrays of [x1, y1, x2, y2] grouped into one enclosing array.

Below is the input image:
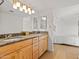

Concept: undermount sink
[[5, 36, 25, 40], [0, 36, 27, 44], [15, 36, 25, 38], [0, 38, 20, 45], [0, 38, 18, 41]]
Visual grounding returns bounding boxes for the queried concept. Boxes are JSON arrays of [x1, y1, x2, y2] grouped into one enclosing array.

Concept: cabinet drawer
[[39, 35, 48, 41], [33, 51, 38, 59], [33, 43, 38, 53], [33, 43, 38, 47], [33, 37, 38, 43]]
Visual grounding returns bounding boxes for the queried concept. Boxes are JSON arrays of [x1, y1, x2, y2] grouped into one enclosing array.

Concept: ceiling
[[1, 0, 79, 17], [0, 0, 78, 29], [0, 0, 29, 17], [23, 0, 79, 11]]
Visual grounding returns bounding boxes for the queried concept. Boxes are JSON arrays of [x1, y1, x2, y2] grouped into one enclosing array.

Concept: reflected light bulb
[[28, 7, 31, 11], [23, 5, 26, 10], [16, 2, 20, 7], [42, 17, 46, 20], [32, 10, 35, 14], [29, 11, 32, 15], [13, 4, 17, 9], [19, 7, 23, 11], [25, 9, 28, 13]]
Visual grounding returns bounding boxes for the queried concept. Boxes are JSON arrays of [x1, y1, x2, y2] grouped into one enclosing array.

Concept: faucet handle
[[4, 34, 12, 39], [8, 34, 12, 38], [4, 35, 8, 38]]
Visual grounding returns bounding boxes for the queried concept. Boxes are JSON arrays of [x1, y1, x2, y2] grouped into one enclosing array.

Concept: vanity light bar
[[0, 0, 4, 5], [12, 0, 35, 15]]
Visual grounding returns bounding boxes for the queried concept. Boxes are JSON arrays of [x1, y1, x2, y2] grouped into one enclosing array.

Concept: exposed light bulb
[[16, 2, 20, 7], [42, 16, 46, 20], [13, 4, 17, 9], [19, 7, 23, 11], [29, 11, 32, 15], [28, 7, 31, 11], [23, 5, 26, 10], [25, 9, 28, 13], [32, 10, 35, 14]]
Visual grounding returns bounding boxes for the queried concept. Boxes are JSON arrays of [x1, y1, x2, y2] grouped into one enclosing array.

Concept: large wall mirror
[[0, 0, 23, 34], [32, 16, 47, 31]]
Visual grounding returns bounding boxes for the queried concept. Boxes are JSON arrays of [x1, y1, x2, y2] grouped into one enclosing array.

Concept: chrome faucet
[[4, 34, 12, 39]]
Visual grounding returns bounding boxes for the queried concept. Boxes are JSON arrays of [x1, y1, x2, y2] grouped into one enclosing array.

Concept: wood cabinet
[[33, 37, 39, 59], [0, 39, 32, 59], [0, 52, 19, 59], [44, 35, 48, 51], [39, 34, 48, 57], [39, 39, 44, 57], [19, 45, 32, 59], [32, 34, 48, 59]]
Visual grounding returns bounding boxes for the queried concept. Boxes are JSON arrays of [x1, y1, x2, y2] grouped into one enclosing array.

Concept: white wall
[[54, 14, 78, 46], [23, 16, 33, 31], [54, 4, 79, 18], [0, 11, 23, 34], [54, 15, 78, 36]]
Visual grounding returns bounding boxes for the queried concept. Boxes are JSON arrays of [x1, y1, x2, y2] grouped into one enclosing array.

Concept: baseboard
[[54, 43, 79, 47]]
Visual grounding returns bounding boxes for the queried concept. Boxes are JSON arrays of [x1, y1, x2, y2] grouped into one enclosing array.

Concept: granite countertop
[[0, 33, 46, 47]]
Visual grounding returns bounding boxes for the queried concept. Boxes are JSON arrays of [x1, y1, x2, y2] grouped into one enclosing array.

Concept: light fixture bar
[[12, 0, 35, 15]]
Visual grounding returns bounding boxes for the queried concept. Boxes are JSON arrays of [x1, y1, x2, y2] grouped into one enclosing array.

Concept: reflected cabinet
[[33, 16, 47, 31]]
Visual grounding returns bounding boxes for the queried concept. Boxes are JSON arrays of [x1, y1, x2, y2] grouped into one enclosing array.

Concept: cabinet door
[[19, 45, 32, 59], [33, 51, 38, 59], [0, 52, 19, 59], [42, 39, 47, 54], [33, 43, 38, 59], [44, 37, 48, 52], [33, 37, 39, 59], [39, 35, 48, 57], [39, 39, 44, 57]]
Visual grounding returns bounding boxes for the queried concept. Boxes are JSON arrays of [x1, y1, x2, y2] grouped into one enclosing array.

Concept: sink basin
[[15, 36, 24, 38], [0, 38, 21, 45], [0, 38, 18, 41], [4, 36, 25, 41], [0, 36, 26, 46], [0, 36, 26, 43], [4, 36, 25, 40], [6, 39, 20, 41]]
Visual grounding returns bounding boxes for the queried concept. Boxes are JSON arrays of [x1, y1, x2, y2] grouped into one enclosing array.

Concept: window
[[40, 16, 47, 29], [33, 16, 38, 29]]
